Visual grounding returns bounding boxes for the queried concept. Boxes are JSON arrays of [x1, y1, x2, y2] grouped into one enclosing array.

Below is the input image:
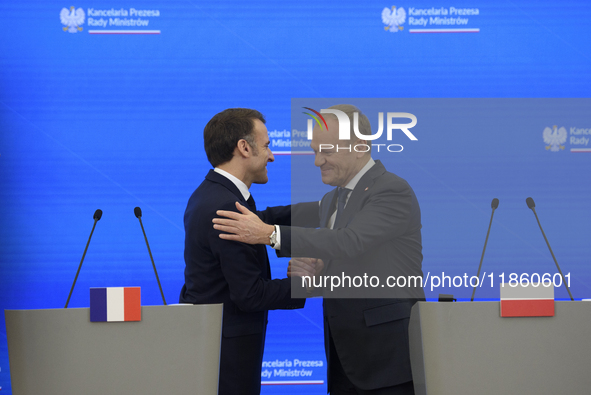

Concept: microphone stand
[[527, 198, 574, 301], [471, 199, 498, 301], [135, 207, 167, 305], [65, 210, 102, 308]]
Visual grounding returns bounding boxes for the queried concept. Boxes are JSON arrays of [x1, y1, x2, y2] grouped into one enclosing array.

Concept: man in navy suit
[[214, 105, 424, 394], [179, 108, 315, 395]]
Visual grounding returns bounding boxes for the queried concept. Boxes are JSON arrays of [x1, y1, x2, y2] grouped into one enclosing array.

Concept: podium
[[5, 304, 223, 395], [408, 301, 591, 395]]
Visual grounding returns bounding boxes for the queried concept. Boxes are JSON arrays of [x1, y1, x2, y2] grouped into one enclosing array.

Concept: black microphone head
[[134, 207, 142, 218], [491, 198, 499, 209], [526, 197, 535, 209], [93, 209, 103, 220]]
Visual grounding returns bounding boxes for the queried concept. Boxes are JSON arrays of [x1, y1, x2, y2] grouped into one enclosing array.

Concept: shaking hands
[[287, 257, 324, 279]]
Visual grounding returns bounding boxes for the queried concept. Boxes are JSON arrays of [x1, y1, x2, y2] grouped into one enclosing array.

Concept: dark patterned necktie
[[247, 194, 256, 211], [334, 187, 351, 227]]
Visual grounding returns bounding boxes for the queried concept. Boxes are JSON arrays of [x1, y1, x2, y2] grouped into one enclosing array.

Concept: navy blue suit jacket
[[179, 170, 308, 395]]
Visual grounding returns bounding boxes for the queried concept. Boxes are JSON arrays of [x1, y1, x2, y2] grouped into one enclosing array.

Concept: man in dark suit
[[179, 108, 315, 395], [213, 105, 425, 394]]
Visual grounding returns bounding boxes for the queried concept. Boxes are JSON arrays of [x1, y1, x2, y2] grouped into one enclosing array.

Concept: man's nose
[[314, 153, 324, 167]]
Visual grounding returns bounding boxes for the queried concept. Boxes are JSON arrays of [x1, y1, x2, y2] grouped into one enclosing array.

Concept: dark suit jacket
[[278, 160, 425, 391], [179, 170, 307, 395]]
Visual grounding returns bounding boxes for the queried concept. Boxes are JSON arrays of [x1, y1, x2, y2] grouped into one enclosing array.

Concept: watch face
[[270, 230, 277, 246]]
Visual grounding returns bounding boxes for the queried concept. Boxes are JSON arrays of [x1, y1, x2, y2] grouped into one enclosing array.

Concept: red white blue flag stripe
[[90, 287, 141, 322]]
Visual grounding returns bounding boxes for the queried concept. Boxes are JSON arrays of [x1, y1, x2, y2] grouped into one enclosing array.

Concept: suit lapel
[[205, 170, 271, 279], [333, 160, 386, 228], [205, 170, 248, 205], [320, 188, 338, 228], [322, 161, 385, 274]]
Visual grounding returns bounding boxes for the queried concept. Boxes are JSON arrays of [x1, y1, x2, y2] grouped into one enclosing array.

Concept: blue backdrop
[[1, 1, 590, 393]]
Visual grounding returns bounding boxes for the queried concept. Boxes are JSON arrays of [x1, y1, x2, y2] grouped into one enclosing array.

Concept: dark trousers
[[328, 332, 415, 395], [218, 332, 264, 395]]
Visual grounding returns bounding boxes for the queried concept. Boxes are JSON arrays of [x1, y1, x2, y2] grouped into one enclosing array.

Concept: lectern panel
[[409, 301, 591, 395], [5, 304, 222, 395]]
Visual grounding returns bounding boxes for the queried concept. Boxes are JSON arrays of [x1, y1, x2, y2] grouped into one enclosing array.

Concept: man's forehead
[[322, 115, 339, 129], [252, 119, 268, 136], [312, 122, 339, 144]]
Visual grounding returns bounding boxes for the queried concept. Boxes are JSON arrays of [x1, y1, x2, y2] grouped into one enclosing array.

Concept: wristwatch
[[269, 225, 278, 247]]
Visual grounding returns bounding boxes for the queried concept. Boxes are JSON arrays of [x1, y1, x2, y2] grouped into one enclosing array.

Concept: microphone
[[526, 197, 574, 300], [491, 198, 499, 210], [65, 209, 102, 308], [134, 207, 167, 305], [471, 199, 499, 301]]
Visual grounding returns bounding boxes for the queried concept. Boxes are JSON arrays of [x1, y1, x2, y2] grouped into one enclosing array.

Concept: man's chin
[[320, 175, 336, 186], [253, 176, 269, 185]]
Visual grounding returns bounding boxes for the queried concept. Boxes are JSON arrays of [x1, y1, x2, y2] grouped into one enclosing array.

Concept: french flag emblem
[[90, 287, 141, 322]]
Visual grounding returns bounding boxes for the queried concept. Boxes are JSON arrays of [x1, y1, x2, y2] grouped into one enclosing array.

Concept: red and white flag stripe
[[500, 283, 554, 317]]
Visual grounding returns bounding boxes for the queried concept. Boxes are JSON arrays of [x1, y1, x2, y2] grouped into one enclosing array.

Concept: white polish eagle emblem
[[60, 6, 85, 33], [543, 125, 567, 151], [382, 6, 406, 32]]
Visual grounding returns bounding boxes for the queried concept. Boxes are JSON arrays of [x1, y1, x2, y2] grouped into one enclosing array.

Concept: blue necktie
[[334, 187, 351, 227], [247, 195, 256, 211]]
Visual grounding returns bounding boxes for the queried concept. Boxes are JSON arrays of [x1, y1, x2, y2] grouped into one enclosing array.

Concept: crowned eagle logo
[[543, 125, 567, 152], [60, 6, 85, 33], [382, 6, 406, 32]]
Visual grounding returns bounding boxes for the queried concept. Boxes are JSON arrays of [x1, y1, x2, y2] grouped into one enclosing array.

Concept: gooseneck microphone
[[65, 209, 103, 308], [471, 198, 499, 301], [134, 207, 167, 305], [526, 197, 574, 301]]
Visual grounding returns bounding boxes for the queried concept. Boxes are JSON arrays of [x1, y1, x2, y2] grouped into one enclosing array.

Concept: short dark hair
[[203, 108, 266, 167]]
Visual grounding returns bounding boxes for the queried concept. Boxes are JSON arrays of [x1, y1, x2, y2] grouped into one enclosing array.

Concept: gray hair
[[324, 104, 373, 152]]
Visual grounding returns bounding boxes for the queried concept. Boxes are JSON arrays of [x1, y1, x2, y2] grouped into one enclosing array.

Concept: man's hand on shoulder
[[213, 201, 275, 245]]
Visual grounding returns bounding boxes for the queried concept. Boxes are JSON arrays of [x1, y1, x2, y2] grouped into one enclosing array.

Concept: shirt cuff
[[272, 225, 281, 250]]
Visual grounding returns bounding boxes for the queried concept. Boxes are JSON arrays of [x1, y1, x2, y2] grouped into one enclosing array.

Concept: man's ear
[[356, 139, 369, 158], [236, 139, 252, 158]]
